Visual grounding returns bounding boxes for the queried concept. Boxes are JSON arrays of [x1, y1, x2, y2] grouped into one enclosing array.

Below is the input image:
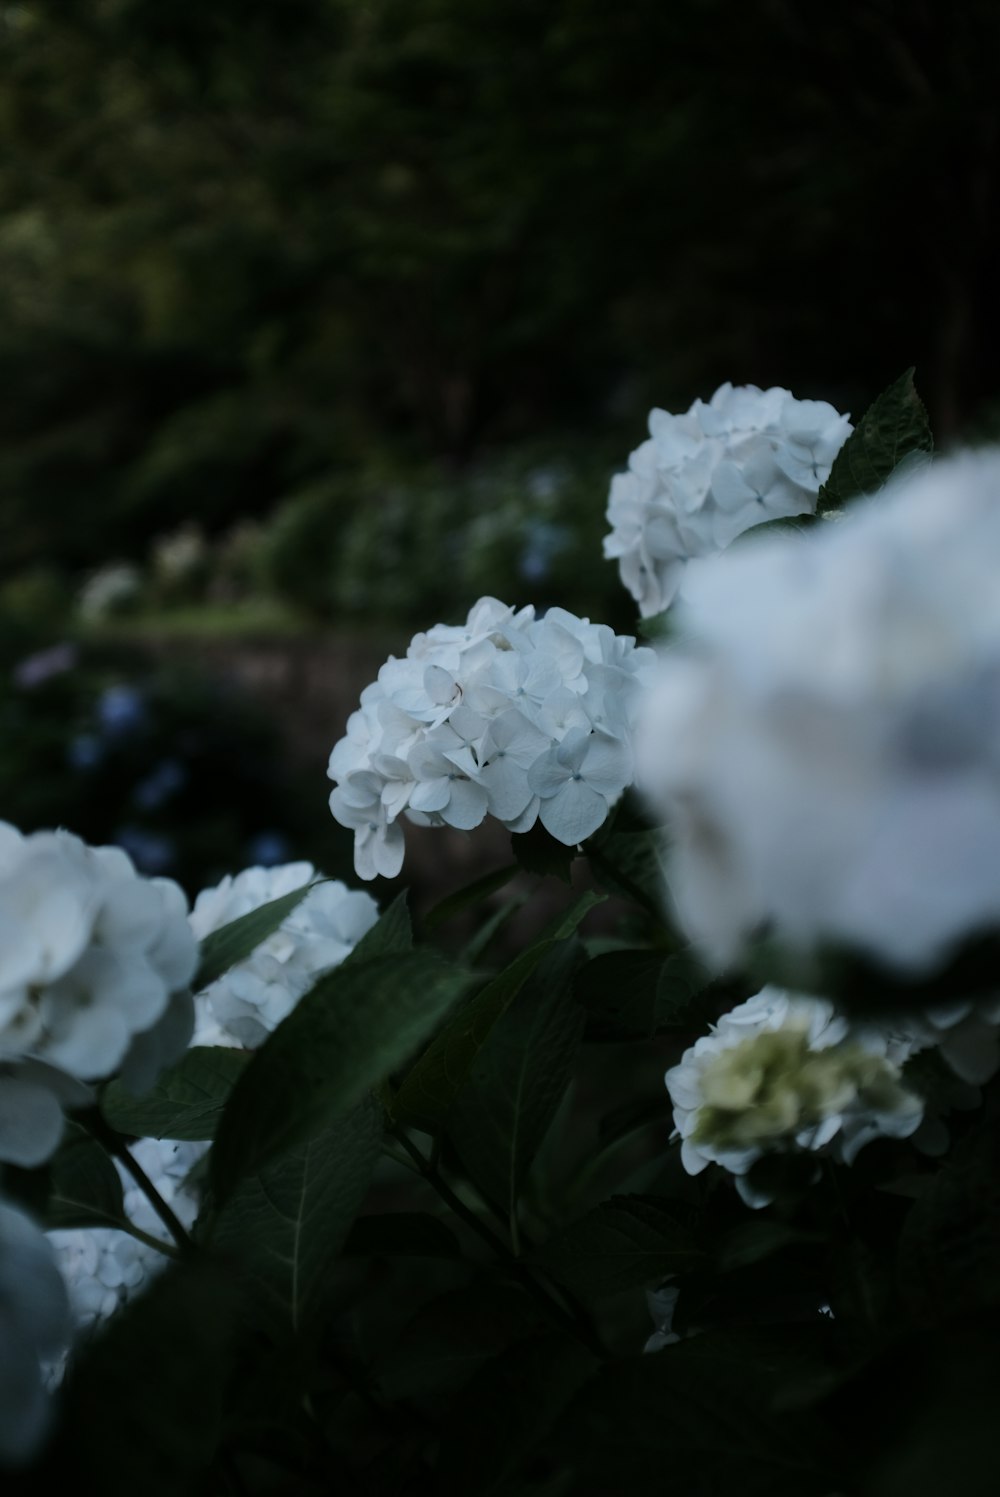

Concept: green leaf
[[536, 1195, 703, 1296], [343, 1211, 461, 1258], [193, 881, 314, 991], [587, 826, 666, 916], [101, 1046, 250, 1141], [552, 1330, 834, 1496], [394, 891, 601, 1135], [44, 1122, 127, 1231], [636, 608, 673, 642], [209, 1095, 382, 1335], [210, 949, 467, 1201], [423, 864, 519, 931], [435, 1334, 599, 1497], [462, 892, 529, 963], [898, 1118, 1000, 1323], [577, 947, 709, 1039], [450, 938, 586, 1217], [817, 367, 932, 514], [378, 1283, 544, 1405], [50, 1258, 240, 1497], [341, 888, 412, 965], [511, 821, 576, 881]]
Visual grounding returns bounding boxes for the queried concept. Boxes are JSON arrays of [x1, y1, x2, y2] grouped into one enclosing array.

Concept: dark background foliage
[[1, 0, 998, 582]]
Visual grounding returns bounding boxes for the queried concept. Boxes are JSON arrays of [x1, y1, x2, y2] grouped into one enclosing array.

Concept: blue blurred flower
[[12, 642, 78, 689], [132, 759, 187, 812], [246, 830, 291, 867], [97, 685, 146, 737], [114, 825, 176, 875], [67, 734, 103, 771], [518, 521, 570, 583]]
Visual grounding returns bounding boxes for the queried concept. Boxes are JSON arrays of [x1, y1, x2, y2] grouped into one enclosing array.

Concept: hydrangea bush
[[3, 370, 999, 1496]]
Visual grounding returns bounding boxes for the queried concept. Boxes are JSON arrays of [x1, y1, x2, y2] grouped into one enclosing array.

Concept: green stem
[[118, 1219, 182, 1259], [110, 1139, 195, 1252], [391, 1126, 606, 1360]]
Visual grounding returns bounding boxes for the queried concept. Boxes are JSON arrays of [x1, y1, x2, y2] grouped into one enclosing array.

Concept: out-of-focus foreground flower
[[0, 1199, 71, 1465], [636, 450, 1000, 977]]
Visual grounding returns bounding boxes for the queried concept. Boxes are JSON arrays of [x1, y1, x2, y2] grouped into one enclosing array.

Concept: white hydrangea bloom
[[636, 451, 1000, 986], [604, 382, 852, 616], [48, 1137, 205, 1371], [666, 989, 924, 1207], [189, 862, 380, 1047], [328, 597, 656, 879], [0, 823, 198, 1167], [48, 864, 379, 1353], [0, 1198, 71, 1464]]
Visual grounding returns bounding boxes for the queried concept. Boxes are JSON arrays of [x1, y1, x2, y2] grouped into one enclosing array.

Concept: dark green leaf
[[210, 949, 467, 1201], [423, 864, 519, 931], [637, 608, 673, 642], [395, 892, 601, 1135], [716, 1218, 824, 1272], [536, 1194, 702, 1296], [575, 949, 665, 1038], [50, 1258, 240, 1497], [209, 1095, 382, 1335], [587, 828, 666, 916], [511, 821, 576, 881], [193, 881, 314, 991], [377, 1284, 544, 1405], [44, 1122, 127, 1231], [577, 947, 709, 1039], [451, 939, 586, 1216], [101, 1046, 249, 1141], [435, 1334, 598, 1497], [341, 888, 412, 965], [898, 1119, 1000, 1323], [817, 367, 932, 514], [462, 893, 529, 963], [534, 888, 606, 943], [553, 1330, 834, 1496], [344, 1211, 462, 1259]]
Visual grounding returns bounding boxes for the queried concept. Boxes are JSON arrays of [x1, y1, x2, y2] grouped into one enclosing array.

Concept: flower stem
[[110, 1140, 195, 1252], [118, 1219, 182, 1259], [391, 1125, 606, 1359]]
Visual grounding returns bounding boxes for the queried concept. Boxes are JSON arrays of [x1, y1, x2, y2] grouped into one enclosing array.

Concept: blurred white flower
[[0, 1199, 71, 1464], [604, 383, 851, 616], [77, 562, 142, 621], [190, 862, 379, 1048], [328, 597, 655, 879], [666, 989, 924, 1207], [636, 450, 1000, 982], [0, 824, 198, 1166]]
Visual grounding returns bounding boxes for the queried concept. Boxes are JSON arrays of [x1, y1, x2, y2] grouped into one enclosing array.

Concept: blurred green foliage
[[0, 0, 998, 604]]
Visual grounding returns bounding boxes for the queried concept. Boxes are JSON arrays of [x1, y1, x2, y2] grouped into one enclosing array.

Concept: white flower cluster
[[636, 450, 1000, 979], [666, 989, 924, 1207], [189, 862, 380, 1047], [49, 861, 378, 1350], [48, 1137, 204, 1362], [328, 597, 656, 878], [0, 1199, 70, 1465], [0, 823, 198, 1167], [604, 382, 852, 617]]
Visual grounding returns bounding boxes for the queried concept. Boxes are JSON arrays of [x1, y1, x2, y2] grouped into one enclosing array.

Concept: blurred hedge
[[1, 0, 998, 585]]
